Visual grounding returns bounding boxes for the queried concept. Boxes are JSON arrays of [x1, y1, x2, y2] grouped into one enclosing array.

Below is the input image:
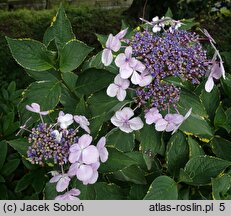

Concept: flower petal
[[68, 162, 79, 177], [115, 28, 128, 39], [107, 83, 119, 97], [78, 134, 93, 149], [115, 53, 126, 67], [131, 71, 141, 85], [117, 88, 126, 101], [129, 117, 144, 130], [119, 65, 133, 79], [111, 115, 123, 127], [102, 48, 113, 66], [117, 107, 134, 120], [77, 165, 93, 182], [68, 151, 81, 164], [155, 118, 168, 131], [205, 76, 214, 92], [49, 174, 62, 183], [119, 123, 133, 133], [56, 176, 70, 192], [82, 145, 99, 164]]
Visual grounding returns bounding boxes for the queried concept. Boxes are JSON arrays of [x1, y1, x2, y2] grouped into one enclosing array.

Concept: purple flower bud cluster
[[135, 79, 180, 111], [27, 123, 78, 166], [129, 29, 208, 111], [21, 103, 109, 200]]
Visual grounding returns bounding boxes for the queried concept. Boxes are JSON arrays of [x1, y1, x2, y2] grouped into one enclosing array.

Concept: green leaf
[[26, 69, 59, 81], [0, 184, 8, 199], [180, 115, 213, 139], [212, 174, 231, 200], [113, 165, 147, 184], [18, 81, 62, 123], [6, 37, 55, 71], [77, 184, 96, 200], [200, 86, 220, 121], [180, 156, 231, 185], [31, 169, 47, 193], [53, 5, 75, 51], [61, 71, 78, 92], [107, 129, 135, 152], [43, 182, 57, 200], [0, 175, 5, 183], [94, 182, 124, 199], [129, 184, 149, 200], [1, 159, 20, 177], [178, 90, 207, 117], [187, 136, 205, 158], [140, 124, 165, 156], [88, 90, 129, 119], [15, 172, 34, 193], [211, 137, 231, 161], [75, 69, 113, 96], [0, 140, 8, 169], [214, 103, 230, 132], [221, 74, 231, 99], [144, 176, 178, 200], [99, 147, 137, 173], [165, 7, 173, 17], [166, 132, 188, 177], [7, 138, 31, 156], [95, 33, 108, 47], [43, 25, 54, 47], [82, 51, 118, 74], [59, 39, 93, 72]]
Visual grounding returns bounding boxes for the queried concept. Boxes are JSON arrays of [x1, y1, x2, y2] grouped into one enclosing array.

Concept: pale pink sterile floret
[[49, 173, 70, 192], [115, 28, 128, 40], [67, 162, 95, 183], [106, 74, 130, 101], [82, 162, 100, 185], [155, 108, 192, 134], [96, 137, 108, 163], [205, 52, 225, 93], [57, 111, 74, 129], [68, 134, 99, 164], [144, 108, 162, 125], [111, 107, 144, 133], [115, 46, 145, 84], [55, 188, 81, 201], [74, 115, 90, 134], [102, 33, 121, 66], [26, 103, 49, 115], [138, 70, 153, 87]]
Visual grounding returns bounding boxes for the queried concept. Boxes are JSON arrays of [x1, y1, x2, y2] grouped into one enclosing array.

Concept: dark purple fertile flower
[[27, 123, 78, 165], [129, 29, 208, 111]]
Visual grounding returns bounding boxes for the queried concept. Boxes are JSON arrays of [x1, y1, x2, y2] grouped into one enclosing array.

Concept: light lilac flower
[[68, 134, 99, 164], [55, 189, 80, 201], [77, 164, 94, 182], [144, 108, 162, 125], [138, 70, 153, 87], [82, 162, 100, 185], [155, 108, 192, 134], [102, 34, 121, 66], [26, 103, 49, 115], [205, 52, 225, 92], [152, 16, 162, 32], [96, 137, 108, 163], [49, 173, 70, 192], [68, 162, 98, 184], [115, 28, 128, 40], [111, 107, 144, 133], [106, 74, 130, 101], [115, 46, 145, 84], [57, 112, 73, 129], [74, 115, 90, 134]]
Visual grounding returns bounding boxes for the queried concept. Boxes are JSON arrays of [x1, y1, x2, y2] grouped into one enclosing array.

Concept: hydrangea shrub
[[6, 6, 231, 200]]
